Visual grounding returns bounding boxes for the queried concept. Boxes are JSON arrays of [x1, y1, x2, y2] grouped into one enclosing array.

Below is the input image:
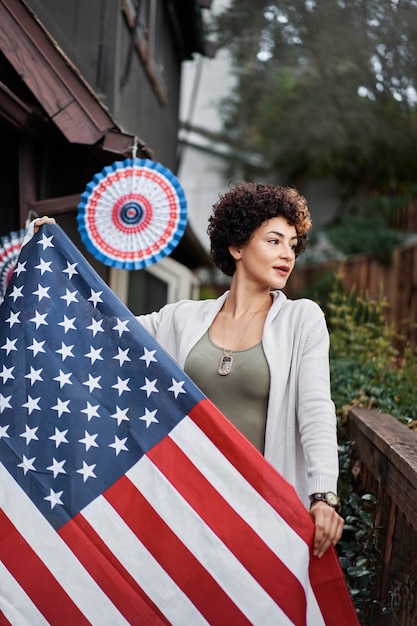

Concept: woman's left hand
[[309, 502, 344, 558]]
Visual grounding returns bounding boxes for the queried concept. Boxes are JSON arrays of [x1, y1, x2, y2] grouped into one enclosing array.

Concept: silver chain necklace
[[217, 299, 263, 376]]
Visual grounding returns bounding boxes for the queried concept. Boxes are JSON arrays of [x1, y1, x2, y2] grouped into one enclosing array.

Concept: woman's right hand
[[33, 216, 56, 233]]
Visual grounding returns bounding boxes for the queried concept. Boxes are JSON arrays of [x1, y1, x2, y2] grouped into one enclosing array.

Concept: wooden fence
[[349, 408, 417, 625], [287, 239, 417, 348]]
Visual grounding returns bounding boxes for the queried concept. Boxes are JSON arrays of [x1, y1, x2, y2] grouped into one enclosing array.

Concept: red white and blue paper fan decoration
[[0, 228, 26, 303], [77, 158, 187, 270]]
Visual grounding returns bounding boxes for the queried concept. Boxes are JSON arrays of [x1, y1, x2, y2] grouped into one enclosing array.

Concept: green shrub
[[328, 275, 417, 433], [327, 275, 417, 621]]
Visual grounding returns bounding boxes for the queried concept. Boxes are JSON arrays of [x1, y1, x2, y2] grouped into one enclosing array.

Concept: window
[[122, 0, 168, 104], [109, 256, 199, 316]]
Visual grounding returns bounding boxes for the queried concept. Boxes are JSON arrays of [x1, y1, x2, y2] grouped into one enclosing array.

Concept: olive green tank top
[[184, 330, 270, 453]]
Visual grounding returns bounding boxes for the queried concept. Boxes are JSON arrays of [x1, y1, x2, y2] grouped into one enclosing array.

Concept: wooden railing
[[348, 408, 417, 625]]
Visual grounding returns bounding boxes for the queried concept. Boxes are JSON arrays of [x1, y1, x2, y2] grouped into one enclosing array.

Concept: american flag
[[0, 224, 359, 625]]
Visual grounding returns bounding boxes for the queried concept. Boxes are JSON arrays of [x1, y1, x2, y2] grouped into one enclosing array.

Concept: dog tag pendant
[[218, 354, 233, 376]]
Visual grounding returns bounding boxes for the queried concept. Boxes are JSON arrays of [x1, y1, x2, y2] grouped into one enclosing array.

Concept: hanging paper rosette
[[0, 229, 27, 303], [77, 158, 187, 270]]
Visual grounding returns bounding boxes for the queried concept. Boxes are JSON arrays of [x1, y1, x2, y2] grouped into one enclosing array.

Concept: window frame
[[109, 255, 199, 309], [122, 0, 168, 105]]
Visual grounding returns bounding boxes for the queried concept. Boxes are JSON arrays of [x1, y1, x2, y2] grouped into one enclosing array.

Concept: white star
[[111, 376, 131, 396], [109, 436, 128, 456], [25, 366, 43, 386], [0, 364, 15, 383], [53, 369, 73, 388], [139, 407, 159, 428], [1, 338, 17, 354], [44, 488, 64, 508], [49, 427, 69, 447], [113, 318, 130, 336], [0, 394, 12, 413], [83, 374, 102, 393], [63, 261, 78, 279], [56, 342, 75, 361], [140, 347, 157, 367], [0, 424, 10, 438], [81, 401, 100, 421], [84, 346, 103, 364], [60, 288, 78, 306], [86, 318, 104, 336], [110, 406, 130, 425], [35, 258, 52, 275], [32, 283, 51, 301], [47, 458, 67, 478], [5, 311, 20, 327], [37, 233, 54, 250], [51, 398, 71, 418], [22, 395, 41, 415], [18, 455, 36, 475], [14, 260, 27, 276], [79, 431, 99, 451], [30, 311, 48, 328], [88, 290, 103, 308], [27, 338, 46, 356], [8, 285, 24, 302], [168, 378, 187, 398], [113, 347, 131, 366], [140, 377, 158, 398], [77, 461, 97, 482], [20, 425, 39, 445], [58, 315, 77, 333]]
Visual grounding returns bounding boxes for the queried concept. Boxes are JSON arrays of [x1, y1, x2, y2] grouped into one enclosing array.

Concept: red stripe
[[0, 612, 13, 626], [189, 400, 360, 625], [0, 510, 89, 625], [189, 400, 314, 541], [309, 548, 361, 626], [148, 435, 308, 626], [105, 474, 252, 626], [59, 513, 168, 626]]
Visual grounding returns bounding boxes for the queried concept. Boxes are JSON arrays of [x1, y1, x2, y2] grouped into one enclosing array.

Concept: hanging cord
[[131, 136, 139, 198]]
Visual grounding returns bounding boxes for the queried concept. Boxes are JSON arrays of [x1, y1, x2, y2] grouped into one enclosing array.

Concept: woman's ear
[[228, 245, 242, 261]]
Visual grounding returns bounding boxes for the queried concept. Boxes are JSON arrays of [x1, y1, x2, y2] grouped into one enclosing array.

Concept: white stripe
[[81, 494, 209, 625], [0, 463, 129, 626], [127, 455, 294, 626], [0, 563, 48, 626], [170, 416, 326, 626]]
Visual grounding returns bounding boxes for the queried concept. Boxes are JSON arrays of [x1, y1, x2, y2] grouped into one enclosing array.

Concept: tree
[[213, 0, 417, 203]]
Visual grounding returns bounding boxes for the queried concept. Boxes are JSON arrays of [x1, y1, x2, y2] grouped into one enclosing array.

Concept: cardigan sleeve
[[296, 314, 339, 496]]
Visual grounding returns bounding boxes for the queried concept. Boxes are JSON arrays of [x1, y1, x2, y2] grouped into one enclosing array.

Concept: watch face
[[326, 492, 339, 506]]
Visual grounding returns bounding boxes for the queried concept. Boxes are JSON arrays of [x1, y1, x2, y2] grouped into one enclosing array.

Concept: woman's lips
[[274, 265, 290, 277]]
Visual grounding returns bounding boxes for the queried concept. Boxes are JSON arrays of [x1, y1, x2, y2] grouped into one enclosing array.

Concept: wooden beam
[[29, 193, 82, 216], [0, 80, 44, 131], [18, 140, 36, 225]]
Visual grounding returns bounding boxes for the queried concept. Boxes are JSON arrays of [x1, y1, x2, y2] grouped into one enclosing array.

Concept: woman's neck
[[226, 281, 273, 318]]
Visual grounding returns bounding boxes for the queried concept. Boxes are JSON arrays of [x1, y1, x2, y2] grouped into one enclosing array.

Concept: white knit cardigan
[[137, 290, 339, 508]]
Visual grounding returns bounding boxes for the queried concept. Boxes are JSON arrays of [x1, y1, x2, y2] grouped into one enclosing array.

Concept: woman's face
[[230, 216, 298, 290]]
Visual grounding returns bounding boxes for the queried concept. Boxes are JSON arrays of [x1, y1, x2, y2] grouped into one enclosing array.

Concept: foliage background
[[211, 0, 417, 207]]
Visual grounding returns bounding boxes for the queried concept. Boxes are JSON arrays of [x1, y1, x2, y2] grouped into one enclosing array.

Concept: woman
[[137, 182, 344, 559], [33, 182, 344, 558]]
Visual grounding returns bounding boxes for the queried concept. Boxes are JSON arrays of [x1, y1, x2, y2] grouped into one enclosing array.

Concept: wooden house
[[0, 0, 212, 312]]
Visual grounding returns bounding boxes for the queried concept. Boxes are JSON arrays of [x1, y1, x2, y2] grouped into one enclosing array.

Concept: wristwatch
[[309, 492, 341, 512]]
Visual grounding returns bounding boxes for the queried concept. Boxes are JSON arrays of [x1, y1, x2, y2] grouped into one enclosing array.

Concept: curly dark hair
[[207, 182, 312, 276]]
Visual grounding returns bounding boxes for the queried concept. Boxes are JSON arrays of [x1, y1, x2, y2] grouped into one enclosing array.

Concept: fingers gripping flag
[[0, 224, 359, 625]]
